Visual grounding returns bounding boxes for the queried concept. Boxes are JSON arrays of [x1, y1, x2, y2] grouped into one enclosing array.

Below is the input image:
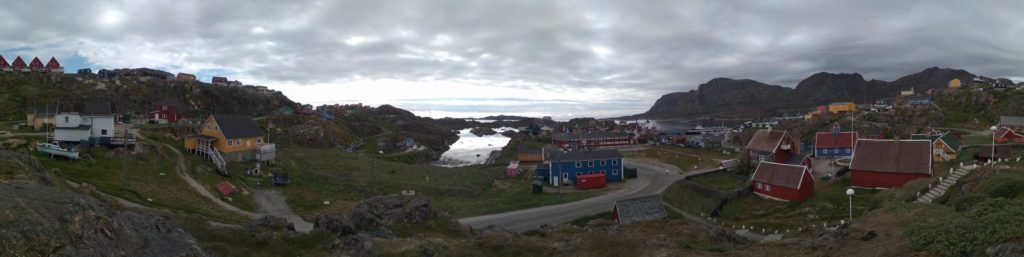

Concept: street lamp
[[991, 125, 998, 162], [846, 188, 855, 224]]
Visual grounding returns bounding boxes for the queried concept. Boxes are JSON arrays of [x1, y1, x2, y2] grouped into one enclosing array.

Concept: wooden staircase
[[916, 165, 977, 203], [198, 143, 226, 172]]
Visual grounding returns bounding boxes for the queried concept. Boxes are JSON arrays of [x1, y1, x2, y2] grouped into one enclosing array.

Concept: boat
[[36, 142, 80, 160]]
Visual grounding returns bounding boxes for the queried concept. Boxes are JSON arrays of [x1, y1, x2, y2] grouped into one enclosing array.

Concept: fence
[[677, 167, 754, 217]]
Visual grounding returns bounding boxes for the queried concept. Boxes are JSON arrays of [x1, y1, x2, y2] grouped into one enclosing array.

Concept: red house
[[994, 127, 1024, 144], [0, 55, 9, 72], [751, 162, 814, 202], [11, 56, 27, 72], [45, 57, 63, 73], [28, 57, 45, 72], [149, 104, 181, 123], [850, 139, 932, 188], [745, 129, 798, 166]]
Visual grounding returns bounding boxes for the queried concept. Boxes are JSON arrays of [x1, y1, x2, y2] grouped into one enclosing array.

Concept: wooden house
[[28, 57, 45, 72], [149, 103, 182, 124], [77, 68, 93, 75], [176, 72, 197, 81], [535, 149, 624, 186], [949, 78, 961, 89], [994, 127, 1024, 144], [53, 102, 130, 146], [11, 56, 27, 72], [612, 194, 667, 225], [998, 116, 1024, 131], [517, 147, 547, 162], [828, 102, 856, 114], [909, 96, 931, 107], [25, 105, 56, 131], [815, 123, 857, 157], [211, 76, 229, 86], [45, 57, 63, 73], [751, 162, 814, 202], [900, 87, 915, 96], [745, 129, 798, 166], [185, 115, 275, 164], [850, 139, 932, 188], [910, 132, 961, 162], [0, 55, 10, 72]]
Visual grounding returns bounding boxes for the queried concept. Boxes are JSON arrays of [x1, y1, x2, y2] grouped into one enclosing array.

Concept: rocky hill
[[0, 73, 295, 120], [639, 67, 983, 118]]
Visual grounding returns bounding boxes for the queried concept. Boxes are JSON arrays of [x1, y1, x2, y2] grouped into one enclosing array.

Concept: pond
[[434, 127, 517, 167]]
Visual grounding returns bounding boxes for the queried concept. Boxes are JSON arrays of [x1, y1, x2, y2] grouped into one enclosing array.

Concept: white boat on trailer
[[36, 142, 80, 160]]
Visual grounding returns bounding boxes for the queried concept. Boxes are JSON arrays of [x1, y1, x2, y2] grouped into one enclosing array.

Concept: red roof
[[28, 57, 44, 69], [0, 55, 8, 68], [746, 130, 790, 152], [996, 127, 1023, 139], [216, 181, 238, 196], [11, 56, 26, 68], [850, 139, 932, 175], [45, 57, 61, 68], [815, 132, 858, 149]]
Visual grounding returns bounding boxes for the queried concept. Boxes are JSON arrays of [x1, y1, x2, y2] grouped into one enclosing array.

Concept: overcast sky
[[1, 0, 1022, 119]]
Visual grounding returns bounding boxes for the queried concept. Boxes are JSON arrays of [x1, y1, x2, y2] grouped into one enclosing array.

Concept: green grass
[[623, 147, 720, 171], [690, 172, 748, 192], [38, 145, 248, 223], [176, 215, 335, 257], [272, 144, 607, 220], [568, 211, 613, 226], [718, 177, 878, 231], [662, 183, 721, 216]]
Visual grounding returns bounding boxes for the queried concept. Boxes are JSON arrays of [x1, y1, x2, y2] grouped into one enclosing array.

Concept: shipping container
[[576, 173, 607, 190]]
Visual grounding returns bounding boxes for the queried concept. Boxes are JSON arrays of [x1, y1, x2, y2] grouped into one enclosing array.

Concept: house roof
[[549, 149, 622, 162], [746, 130, 789, 152], [752, 162, 809, 189], [81, 102, 113, 115], [212, 76, 228, 82], [211, 115, 263, 139], [614, 194, 668, 224], [45, 57, 60, 68], [850, 140, 932, 175], [977, 145, 1013, 159], [910, 132, 961, 151], [996, 127, 1023, 139], [0, 55, 8, 68], [999, 116, 1024, 127], [28, 57, 44, 68], [552, 131, 631, 141], [815, 131, 857, 149], [11, 56, 26, 68]]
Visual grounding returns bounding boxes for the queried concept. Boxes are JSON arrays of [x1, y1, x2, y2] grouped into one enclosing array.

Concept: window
[[236, 139, 242, 145], [846, 148, 851, 154], [757, 182, 762, 189], [600, 160, 606, 166], [101, 129, 107, 136], [576, 172, 581, 177], [246, 140, 251, 146], [562, 173, 568, 180], [257, 137, 263, 144], [765, 184, 772, 192], [589, 161, 595, 167], [600, 170, 606, 174], [612, 160, 618, 165], [612, 169, 618, 175], [227, 140, 233, 146], [575, 162, 582, 168], [64, 116, 69, 123]]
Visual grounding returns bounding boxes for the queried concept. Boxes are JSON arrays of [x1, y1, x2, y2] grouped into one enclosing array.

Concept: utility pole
[[122, 113, 129, 197]]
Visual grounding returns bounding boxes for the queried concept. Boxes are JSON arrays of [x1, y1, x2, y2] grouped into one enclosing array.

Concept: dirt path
[[158, 142, 314, 232]]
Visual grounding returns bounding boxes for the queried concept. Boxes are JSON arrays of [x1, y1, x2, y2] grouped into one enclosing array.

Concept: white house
[[54, 103, 117, 144]]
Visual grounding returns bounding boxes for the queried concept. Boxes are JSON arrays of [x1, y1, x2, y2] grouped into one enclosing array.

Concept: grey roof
[[1000, 116, 1024, 126], [614, 194, 667, 224], [81, 102, 112, 115], [212, 115, 263, 139], [549, 149, 622, 162], [552, 132, 631, 141]]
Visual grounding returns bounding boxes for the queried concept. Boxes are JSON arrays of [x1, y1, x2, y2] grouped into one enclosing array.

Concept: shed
[[506, 161, 520, 177], [850, 139, 932, 188], [216, 181, 238, 196], [612, 194, 668, 225], [976, 145, 1013, 161], [751, 162, 814, 202]]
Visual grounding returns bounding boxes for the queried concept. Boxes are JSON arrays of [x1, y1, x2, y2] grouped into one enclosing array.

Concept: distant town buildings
[[212, 76, 228, 86], [176, 72, 197, 81], [0, 55, 63, 73], [900, 87, 915, 96], [948, 78, 961, 89], [828, 102, 856, 114]]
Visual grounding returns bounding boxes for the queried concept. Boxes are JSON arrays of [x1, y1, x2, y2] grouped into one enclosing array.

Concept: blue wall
[[549, 158, 624, 184], [815, 147, 852, 157]]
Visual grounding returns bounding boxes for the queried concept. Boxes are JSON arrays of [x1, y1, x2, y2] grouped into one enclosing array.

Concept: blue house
[[909, 96, 931, 107], [535, 149, 624, 186], [814, 123, 857, 157]]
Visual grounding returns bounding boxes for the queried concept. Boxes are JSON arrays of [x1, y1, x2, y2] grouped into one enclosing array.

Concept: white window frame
[[757, 182, 763, 189], [589, 161, 595, 167], [227, 140, 233, 146], [765, 184, 772, 192], [611, 160, 618, 165], [600, 160, 606, 166]]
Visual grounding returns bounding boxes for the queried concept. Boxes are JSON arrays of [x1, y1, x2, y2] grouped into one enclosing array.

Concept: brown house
[[185, 115, 275, 163], [745, 129, 798, 166], [176, 72, 197, 81], [25, 105, 56, 131]]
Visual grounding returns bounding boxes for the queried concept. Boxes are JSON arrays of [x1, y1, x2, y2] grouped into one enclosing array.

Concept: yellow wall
[[198, 115, 263, 153], [949, 78, 961, 89], [933, 140, 958, 162]]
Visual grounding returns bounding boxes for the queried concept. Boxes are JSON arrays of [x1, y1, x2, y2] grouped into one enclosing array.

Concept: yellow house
[[949, 78, 961, 89], [828, 102, 856, 114], [185, 115, 274, 162], [910, 132, 961, 162], [25, 105, 56, 131], [900, 87, 915, 96]]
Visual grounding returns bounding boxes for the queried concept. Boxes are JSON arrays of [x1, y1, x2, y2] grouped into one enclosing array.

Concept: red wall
[[752, 171, 813, 202], [851, 170, 930, 188]]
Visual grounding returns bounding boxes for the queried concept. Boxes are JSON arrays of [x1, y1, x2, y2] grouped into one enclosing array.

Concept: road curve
[[458, 158, 718, 232]]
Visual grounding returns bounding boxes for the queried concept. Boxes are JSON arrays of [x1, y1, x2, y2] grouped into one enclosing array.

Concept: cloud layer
[[1, 0, 1022, 119]]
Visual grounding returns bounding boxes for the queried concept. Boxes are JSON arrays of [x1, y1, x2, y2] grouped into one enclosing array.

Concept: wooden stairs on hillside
[[916, 164, 977, 203], [198, 143, 227, 173]]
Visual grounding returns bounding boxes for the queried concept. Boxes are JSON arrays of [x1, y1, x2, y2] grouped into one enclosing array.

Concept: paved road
[[458, 158, 718, 232]]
